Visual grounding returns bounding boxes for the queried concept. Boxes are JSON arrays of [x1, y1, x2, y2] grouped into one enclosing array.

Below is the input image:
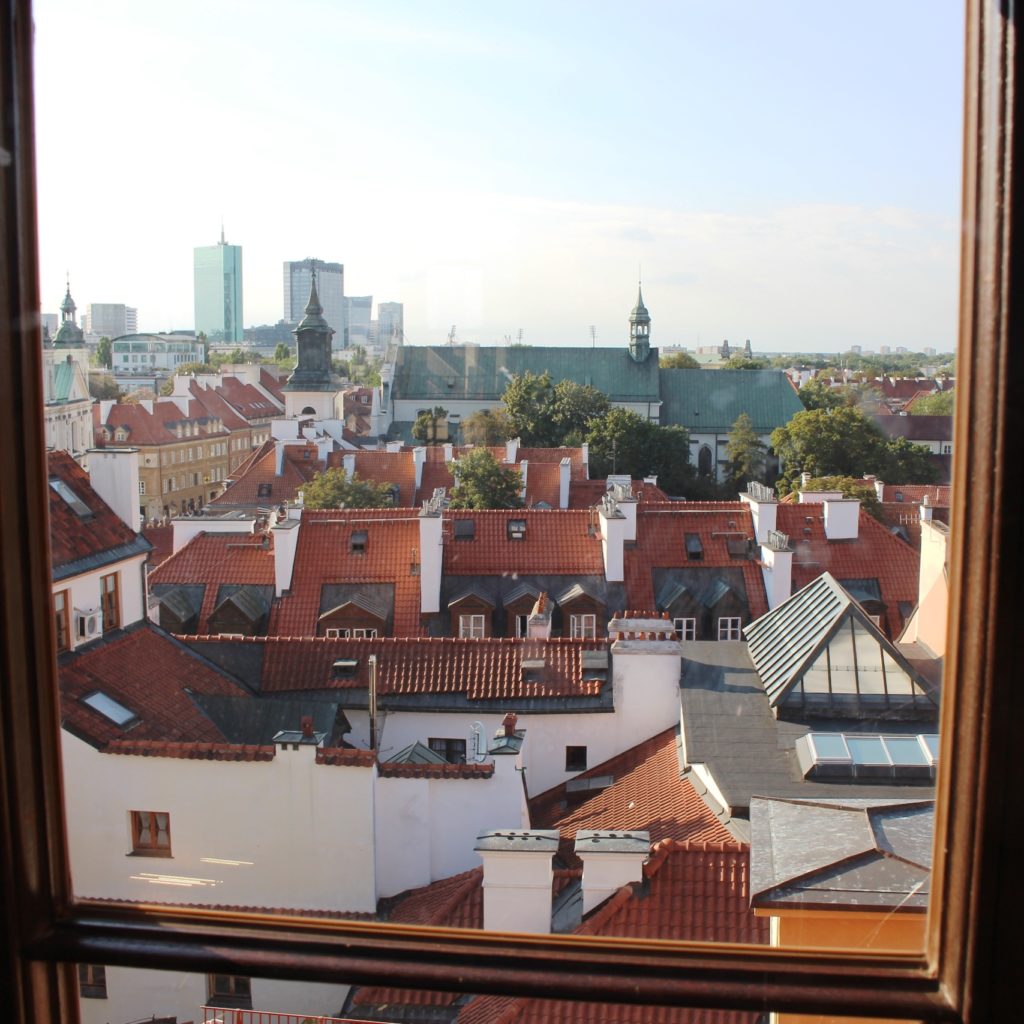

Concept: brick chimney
[[574, 830, 650, 914], [475, 830, 559, 933]]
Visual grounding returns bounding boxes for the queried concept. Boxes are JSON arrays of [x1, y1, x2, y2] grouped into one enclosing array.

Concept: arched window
[[698, 445, 713, 476]]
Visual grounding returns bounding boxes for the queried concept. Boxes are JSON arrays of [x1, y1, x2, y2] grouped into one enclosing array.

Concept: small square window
[[569, 613, 596, 639], [208, 974, 252, 1010], [428, 737, 467, 764], [459, 614, 486, 639], [674, 617, 696, 641], [717, 616, 742, 641], [130, 810, 171, 856], [78, 964, 107, 999], [507, 518, 527, 540], [257, 482, 272, 498], [350, 530, 368, 554], [565, 745, 587, 772], [685, 533, 704, 560], [454, 519, 476, 541]]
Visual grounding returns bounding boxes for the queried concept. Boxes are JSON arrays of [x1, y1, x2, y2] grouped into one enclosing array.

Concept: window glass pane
[[884, 736, 930, 767], [846, 736, 891, 766], [809, 733, 850, 761]]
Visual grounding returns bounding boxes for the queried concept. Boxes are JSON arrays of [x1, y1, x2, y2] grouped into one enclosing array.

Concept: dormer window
[[332, 658, 359, 679], [454, 519, 475, 541], [257, 483, 272, 498], [507, 519, 527, 541], [114, 429, 127, 442], [685, 533, 704, 560], [350, 530, 368, 555]]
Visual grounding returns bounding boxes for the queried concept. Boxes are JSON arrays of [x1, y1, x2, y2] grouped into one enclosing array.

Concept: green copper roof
[[393, 345, 662, 403], [52, 360, 76, 402], [630, 284, 650, 323], [658, 367, 803, 433]]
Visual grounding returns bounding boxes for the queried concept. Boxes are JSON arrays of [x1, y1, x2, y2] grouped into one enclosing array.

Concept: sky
[[33, 1, 964, 352]]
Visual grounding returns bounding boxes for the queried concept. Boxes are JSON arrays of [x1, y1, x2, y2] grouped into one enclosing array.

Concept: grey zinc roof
[[318, 584, 394, 628], [154, 584, 204, 622], [213, 584, 272, 623], [191, 694, 348, 745], [392, 344, 662, 404], [387, 740, 448, 765], [652, 567, 750, 615], [658, 367, 803, 433], [749, 797, 932, 911]]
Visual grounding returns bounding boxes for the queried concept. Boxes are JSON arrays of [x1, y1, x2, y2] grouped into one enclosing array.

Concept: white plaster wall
[[54, 554, 148, 650], [78, 964, 349, 1024], [61, 733, 377, 913]]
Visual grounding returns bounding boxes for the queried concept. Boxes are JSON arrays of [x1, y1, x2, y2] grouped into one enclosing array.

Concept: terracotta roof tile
[[568, 479, 670, 507], [325, 450, 418, 507], [522, 460, 562, 507], [417, 458, 456, 501], [881, 484, 952, 504], [94, 396, 233, 447], [377, 761, 494, 779], [47, 451, 140, 570], [59, 624, 250, 748], [529, 728, 737, 868], [211, 440, 322, 509], [386, 867, 484, 928], [149, 532, 275, 634], [260, 367, 287, 403], [316, 746, 376, 767], [105, 740, 275, 761], [777, 505, 919, 637], [215, 375, 283, 419], [187, 379, 251, 432], [143, 524, 174, 569]]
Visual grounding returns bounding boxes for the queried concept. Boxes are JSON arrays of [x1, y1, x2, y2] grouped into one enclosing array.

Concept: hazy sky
[[34, 1, 964, 351]]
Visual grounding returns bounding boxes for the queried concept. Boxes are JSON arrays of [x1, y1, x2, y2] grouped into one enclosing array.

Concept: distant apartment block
[[194, 229, 243, 343], [83, 303, 138, 338], [345, 295, 372, 348], [112, 333, 205, 373], [284, 259, 344, 348], [378, 301, 404, 345]]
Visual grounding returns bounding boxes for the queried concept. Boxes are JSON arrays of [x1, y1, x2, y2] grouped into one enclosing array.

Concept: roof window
[[454, 519, 475, 541], [49, 477, 92, 518], [350, 530, 368, 555], [81, 691, 137, 727], [332, 658, 359, 679], [795, 731, 938, 781], [507, 518, 527, 541], [685, 533, 704, 560], [257, 483, 272, 498]]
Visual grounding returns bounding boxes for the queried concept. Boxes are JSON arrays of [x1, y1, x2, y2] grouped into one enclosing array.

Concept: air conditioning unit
[[75, 606, 102, 642]]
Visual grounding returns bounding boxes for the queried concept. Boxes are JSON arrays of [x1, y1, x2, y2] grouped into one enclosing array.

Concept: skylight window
[[81, 691, 137, 727], [685, 533, 704, 560], [49, 477, 92, 517], [507, 519, 527, 540], [796, 732, 939, 781], [454, 519, 475, 541], [350, 530, 368, 555]]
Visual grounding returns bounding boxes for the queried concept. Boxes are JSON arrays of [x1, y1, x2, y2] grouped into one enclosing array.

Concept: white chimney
[[343, 453, 356, 477], [823, 497, 860, 540], [581, 443, 589, 474], [798, 489, 843, 504], [739, 484, 778, 544], [615, 490, 637, 543], [99, 399, 116, 421], [168, 395, 191, 417], [272, 517, 301, 596], [386, 440, 402, 453], [87, 447, 141, 531], [760, 533, 794, 610], [272, 419, 301, 441], [920, 494, 933, 522], [475, 830, 559, 933], [518, 461, 528, 501], [443, 443, 454, 463], [505, 437, 520, 463], [575, 830, 650, 915], [867, 476, 885, 502], [172, 514, 256, 554], [412, 447, 426, 490], [598, 497, 627, 582], [558, 457, 571, 509], [418, 510, 443, 614], [275, 441, 286, 477]]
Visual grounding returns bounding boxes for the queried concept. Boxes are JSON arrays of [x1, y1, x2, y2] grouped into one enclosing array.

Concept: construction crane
[[448, 325, 456, 346]]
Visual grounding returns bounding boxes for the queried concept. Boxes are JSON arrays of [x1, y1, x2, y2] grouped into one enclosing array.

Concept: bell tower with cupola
[[283, 265, 339, 419], [628, 283, 651, 363]]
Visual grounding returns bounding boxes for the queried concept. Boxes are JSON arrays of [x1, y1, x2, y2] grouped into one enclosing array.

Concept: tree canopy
[[725, 412, 767, 486], [722, 356, 769, 370], [800, 476, 884, 522], [798, 377, 843, 411], [909, 389, 955, 415], [412, 406, 449, 444], [501, 372, 609, 447], [771, 406, 939, 493], [449, 448, 523, 509], [300, 468, 396, 509], [461, 408, 513, 446], [88, 374, 122, 400], [584, 409, 692, 495], [660, 350, 701, 369], [95, 336, 112, 369]]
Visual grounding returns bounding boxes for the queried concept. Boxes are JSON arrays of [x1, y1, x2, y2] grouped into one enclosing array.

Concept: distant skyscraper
[[84, 303, 138, 339], [284, 259, 344, 349], [194, 228, 243, 343], [377, 301, 404, 345], [344, 295, 372, 349]]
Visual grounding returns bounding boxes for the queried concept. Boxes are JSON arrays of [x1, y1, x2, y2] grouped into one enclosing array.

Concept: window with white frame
[[717, 616, 742, 641], [674, 617, 696, 641], [570, 613, 596, 639], [459, 614, 485, 638]]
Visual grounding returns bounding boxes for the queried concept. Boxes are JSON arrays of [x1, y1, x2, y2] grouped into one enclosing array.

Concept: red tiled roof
[[568, 479, 670, 507], [143, 525, 174, 568], [328, 450, 418, 507], [270, 509, 424, 636], [260, 367, 287, 403], [85, 894, 376, 921], [881, 484, 952, 504], [47, 451, 139, 570], [529, 729, 737, 867], [378, 761, 494, 779], [199, 635, 607, 699], [387, 867, 484, 928], [874, 414, 952, 442], [417, 457, 456, 501], [316, 747, 376, 767], [105, 740, 275, 761], [523, 460, 562, 507], [94, 396, 233, 447], [878, 377, 942, 401], [211, 439, 322, 508], [215, 375, 282, 420], [514, 447, 587, 478], [624, 504, 769, 620], [59, 625, 250, 748], [777, 505, 919, 637], [149, 532, 275, 634], [444, 510, 604, 575], [188, 380, 251, 432]]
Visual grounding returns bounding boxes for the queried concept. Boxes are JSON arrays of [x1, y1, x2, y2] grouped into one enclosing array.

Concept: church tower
[[53, 278, 85, 348], [283, 267, 338, 419], [628, 283, 651, 362]]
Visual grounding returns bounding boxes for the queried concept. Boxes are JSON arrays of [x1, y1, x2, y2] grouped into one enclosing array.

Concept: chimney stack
[[87, 446, 141, 532], [412, 446, 426, 490], [505, 437, 520, 463], [475, 830, 559, 933], [417, 507, 443, 614], [598, 495, 627, 583], [739, 482, 778, 544], [823, 497, 860, 540], [574, 831, 650, 915], [558, 457, 572, 509], [760, 530, 794, 610]]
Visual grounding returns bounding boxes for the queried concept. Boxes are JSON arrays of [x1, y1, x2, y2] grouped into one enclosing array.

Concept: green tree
[[798, 377, 843, 411], [95, 336, 112, 369], [722, 356, 769, 370], [584, 409, 692, 494], [725, 413, 767, 486], [801, 476, 884, 521], [660, 351, 701, 369], [273, 342, 291, 363], [88, 374, 122, 400], [880, 436, 941, 484], [550, 380, 610, 443], [412, 406, 449, 445], [501, 371, 557, 446], [462, 408, 513, 446], [449, 448, 524, 509], [909, 389, 955, 415], [300, 468, 395, 509]]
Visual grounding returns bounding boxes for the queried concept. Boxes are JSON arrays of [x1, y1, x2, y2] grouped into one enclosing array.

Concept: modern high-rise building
[[344, 295, 372, 349], [83, 303, 138, 338], [283, 259, 344, 349], [194, 228, 243, 343], [377, 301, 404, 345]]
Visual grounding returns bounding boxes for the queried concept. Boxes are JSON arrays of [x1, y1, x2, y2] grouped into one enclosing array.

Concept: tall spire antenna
[[220, 219, 225, 245]]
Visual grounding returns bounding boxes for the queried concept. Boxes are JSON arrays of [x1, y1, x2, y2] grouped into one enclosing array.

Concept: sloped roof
[[873, 414, 952, 442], [211, 439, 323, 509], [94, 397, 233, 447], [259, 367, 287, 403], [529, 728, 737, 867], [777, 505, 919, 638], [749, 797, 933, 911], [743, 573, 929, 708], [325, 449, 417, 507], [658, 368, 803, 433], [215, 375, 283, 419], [386, 740, 448, 764], [393, 345, 661, 403], [143, 524, 174, 568], [881, 484, 952, 504], [568, 478, 670, 507], [48, 450, 150, 576], [59, 623, 251, 749]]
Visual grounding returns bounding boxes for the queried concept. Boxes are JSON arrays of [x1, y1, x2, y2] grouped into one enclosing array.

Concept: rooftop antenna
[[589, 325, 597, 348], [220, 218, 225, 245], [448, 325, 456, 346], [517, 328, 523, 344]]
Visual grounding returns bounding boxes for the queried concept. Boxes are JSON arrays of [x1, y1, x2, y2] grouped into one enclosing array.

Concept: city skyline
[[33, 1, 963, 351]]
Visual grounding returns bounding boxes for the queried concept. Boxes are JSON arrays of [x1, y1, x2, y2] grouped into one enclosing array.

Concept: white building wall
[[61, 734, 377, 914], [53, 554, 148, 651]]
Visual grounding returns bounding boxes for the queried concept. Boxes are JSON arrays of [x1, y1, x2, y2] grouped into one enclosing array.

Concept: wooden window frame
[[2, 2, 1023, 1021], [76, 963, 106, 999], [128, 811, 172, 858], [459, 613, 485, 638], [53, 589, 69, 653], [569, 613, 596, 639], [99, 572, 119, 633]]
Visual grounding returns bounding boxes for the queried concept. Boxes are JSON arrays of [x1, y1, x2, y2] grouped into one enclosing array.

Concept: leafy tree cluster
[[585, 409, 693, 495], [722, 356, 770, 370], [909, 389, 955, 415], [95, 336, 112, 369], [799, 476, 884, 522], [461, 408, 514, 446], [88, 373, 123, 400], [502, 372, 610, 447], [332, 348, 382, 387], [771, 406, 939, 493], [449, 448, 523, 509], [412, 406, 449, 445], [300, 468, 395, 509], [659, 351, 701, 369]]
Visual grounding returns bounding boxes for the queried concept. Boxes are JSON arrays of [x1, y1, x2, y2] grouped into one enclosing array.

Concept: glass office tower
[[194, 230, 243, 343], [283, 259, 344, 350]]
